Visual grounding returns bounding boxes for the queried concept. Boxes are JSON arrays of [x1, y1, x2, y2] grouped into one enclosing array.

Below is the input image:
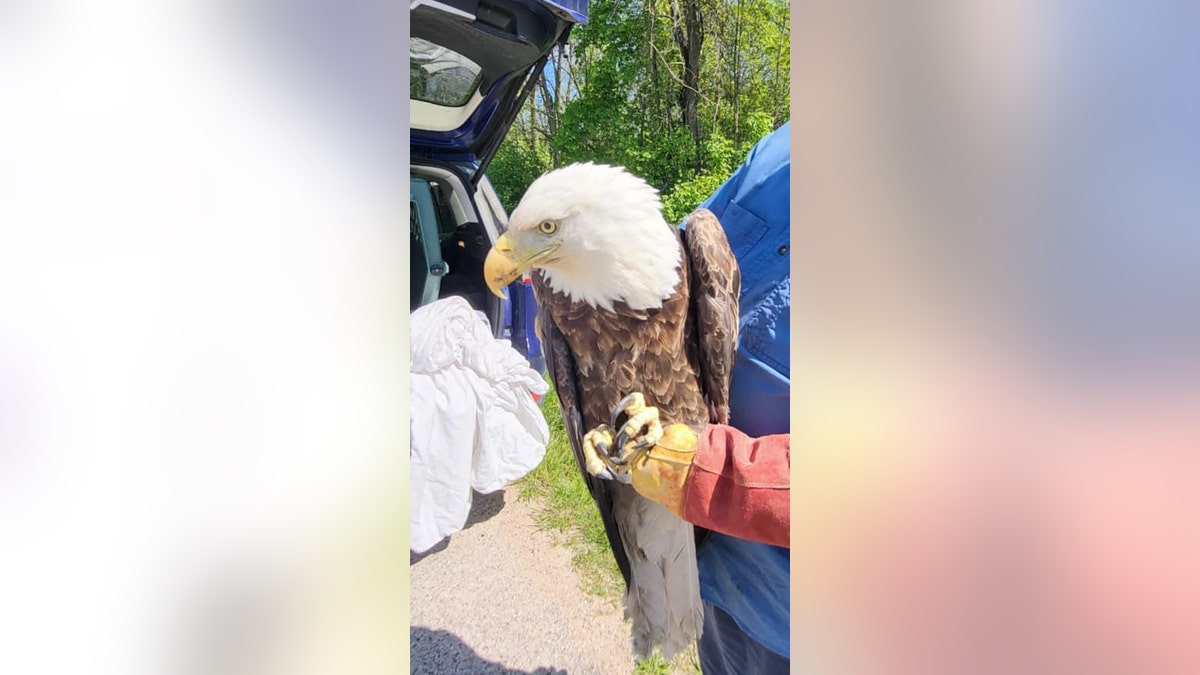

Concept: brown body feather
[[534, 209, 740, 658]]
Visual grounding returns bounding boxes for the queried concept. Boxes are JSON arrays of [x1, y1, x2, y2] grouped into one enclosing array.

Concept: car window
[[420, 178, 460, 242], [410, 38, 483, 108], [447, 189, 470, 226]]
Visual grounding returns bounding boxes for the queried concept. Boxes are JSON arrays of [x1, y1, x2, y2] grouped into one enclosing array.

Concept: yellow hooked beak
[[483, 233, 557, 299], [484, 233, 522, 299]]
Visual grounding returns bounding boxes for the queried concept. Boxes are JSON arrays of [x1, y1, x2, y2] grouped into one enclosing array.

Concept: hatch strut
[[471, 25, 574, 188]]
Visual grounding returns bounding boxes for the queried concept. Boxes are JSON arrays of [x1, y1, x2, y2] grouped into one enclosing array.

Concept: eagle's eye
[[538, 220, 558, 235]]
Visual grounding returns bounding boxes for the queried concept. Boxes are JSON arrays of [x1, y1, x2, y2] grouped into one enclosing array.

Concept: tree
[[485, 0, 790, 215], [669, 0, 704, 169]]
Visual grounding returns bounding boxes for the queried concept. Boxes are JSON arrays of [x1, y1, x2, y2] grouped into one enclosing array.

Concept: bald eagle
[[483, 163, 740, 659]]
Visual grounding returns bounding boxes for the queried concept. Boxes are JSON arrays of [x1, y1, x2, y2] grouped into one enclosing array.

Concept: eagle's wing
[[681, 208, 741, 425], [537, 306, 633, 586]]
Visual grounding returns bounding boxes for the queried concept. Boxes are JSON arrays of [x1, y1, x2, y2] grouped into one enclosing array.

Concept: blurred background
[[0, 1, 405, 673], [791, 2, 1200, 673]]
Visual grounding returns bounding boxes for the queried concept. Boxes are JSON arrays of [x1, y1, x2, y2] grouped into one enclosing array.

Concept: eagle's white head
[[483, 162, 683, 311]]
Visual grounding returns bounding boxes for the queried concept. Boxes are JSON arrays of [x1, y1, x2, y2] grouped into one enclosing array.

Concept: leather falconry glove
[[582, 392, 699, 518]]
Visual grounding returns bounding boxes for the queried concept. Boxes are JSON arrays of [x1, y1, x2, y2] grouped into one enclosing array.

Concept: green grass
[[633, 650, 702, 674], [516, 384, 702, 675]]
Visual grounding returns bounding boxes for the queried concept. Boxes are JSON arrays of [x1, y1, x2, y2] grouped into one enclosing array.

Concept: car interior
[[410, 175, 494, 314]]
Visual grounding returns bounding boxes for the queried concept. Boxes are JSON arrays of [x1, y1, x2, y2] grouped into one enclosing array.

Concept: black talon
[[599, 450, 632, 484], [610, 394, 642, 454], [614, 426, 655, 459], [611, 393, 640, 430], [613, 428, 630, 456]]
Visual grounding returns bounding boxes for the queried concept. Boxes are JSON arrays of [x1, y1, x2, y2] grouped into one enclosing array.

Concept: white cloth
[[409, 296, 549, 553]]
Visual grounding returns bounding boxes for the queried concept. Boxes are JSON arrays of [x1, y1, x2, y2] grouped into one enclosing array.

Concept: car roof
[[410, 0, 587, 185]]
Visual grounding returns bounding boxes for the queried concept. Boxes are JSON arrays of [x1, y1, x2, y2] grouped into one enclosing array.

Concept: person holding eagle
[[485, 123, 791, 673]]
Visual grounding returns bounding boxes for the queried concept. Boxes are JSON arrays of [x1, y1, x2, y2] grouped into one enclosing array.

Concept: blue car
[[409, 0, 588, 372]]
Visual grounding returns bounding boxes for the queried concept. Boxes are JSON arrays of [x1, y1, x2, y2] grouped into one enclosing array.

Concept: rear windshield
[[410, 38, 484, 107]]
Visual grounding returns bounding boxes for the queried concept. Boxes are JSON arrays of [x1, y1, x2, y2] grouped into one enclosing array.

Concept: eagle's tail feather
[[615, 485, 704, 661]]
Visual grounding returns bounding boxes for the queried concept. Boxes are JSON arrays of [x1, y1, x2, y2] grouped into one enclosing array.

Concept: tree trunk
[[670, 0, 704, 170], [645, 0, 657, 133], [535, 47, 565, 164], [732, 0, 743, 146]]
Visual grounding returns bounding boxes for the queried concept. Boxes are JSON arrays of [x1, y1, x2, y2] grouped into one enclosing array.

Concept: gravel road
[[410, 489, 636, 674]]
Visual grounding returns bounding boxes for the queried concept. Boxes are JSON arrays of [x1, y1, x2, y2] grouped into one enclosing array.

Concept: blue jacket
[[691, 122, 791, 658]]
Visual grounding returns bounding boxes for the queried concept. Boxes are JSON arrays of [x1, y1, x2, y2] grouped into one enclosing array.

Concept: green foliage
[[488, 137, 551, 211], [701, 133, 739, 176], [662, 171, 728, 224], [487, 0, 789, 212], [739, 110, 777, 155]]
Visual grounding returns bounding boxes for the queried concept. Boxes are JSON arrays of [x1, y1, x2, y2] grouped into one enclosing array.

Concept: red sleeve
[[680, 424, 790, 548]]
